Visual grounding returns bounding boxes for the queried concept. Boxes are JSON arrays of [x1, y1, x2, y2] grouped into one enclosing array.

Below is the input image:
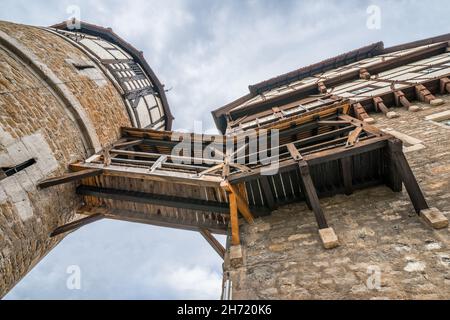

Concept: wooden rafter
[[78, 206, 228, 235], [51, 213, 103, 237], [387, 139, 429, 214], [200, 228, 225, 259], [77, 185, 231, 214], [38, 168, 103, 189]]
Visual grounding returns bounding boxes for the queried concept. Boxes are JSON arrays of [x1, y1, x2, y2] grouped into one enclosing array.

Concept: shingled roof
[[212, 33, 450, 133]]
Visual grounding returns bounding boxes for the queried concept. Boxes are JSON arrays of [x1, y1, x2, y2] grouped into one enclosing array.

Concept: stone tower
[[214, 35, 450, 299], [0, 20, 172, 297]]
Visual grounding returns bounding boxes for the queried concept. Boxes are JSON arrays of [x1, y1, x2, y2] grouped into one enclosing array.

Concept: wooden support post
[[298, 162, 328, 229], [373, 97, 399, 119], [200, 228, 226, 259], [221, 181, 254, 224], [340, 156, 353, 195], [38, 168, 103, 189], [440, 77, 450, 94], [229, 193, 240, 246], [352, 103, 375, 124], [50, 214, 103, 237], [286, 143, 329, 230], [415, 84, 443, 106], [388, 139, 429, 214]]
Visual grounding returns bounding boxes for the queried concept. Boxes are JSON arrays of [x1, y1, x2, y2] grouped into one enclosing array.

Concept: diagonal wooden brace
[[221, 181, 254, 224], [286, 144, 329, 230], [387, 139, 429, 214]]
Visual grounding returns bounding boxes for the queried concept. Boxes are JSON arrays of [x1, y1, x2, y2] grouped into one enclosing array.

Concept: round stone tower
[[0, 20, 172, 297]]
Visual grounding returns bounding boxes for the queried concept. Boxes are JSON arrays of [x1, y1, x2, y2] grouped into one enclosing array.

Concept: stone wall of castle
[[0, 21, 131, 297], [224, 97, 450, 299]]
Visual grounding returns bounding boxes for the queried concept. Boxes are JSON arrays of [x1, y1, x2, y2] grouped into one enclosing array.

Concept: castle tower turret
[[0, 20, 172, 297]]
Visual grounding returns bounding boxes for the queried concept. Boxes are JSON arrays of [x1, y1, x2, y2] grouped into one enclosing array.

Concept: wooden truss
[[40, 103, 432, 252]]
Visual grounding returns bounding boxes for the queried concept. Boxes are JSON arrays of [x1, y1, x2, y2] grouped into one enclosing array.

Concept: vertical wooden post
[[298, 162, 329, 229], [388, 139, 429, 214], [229, 193, 240, 246]]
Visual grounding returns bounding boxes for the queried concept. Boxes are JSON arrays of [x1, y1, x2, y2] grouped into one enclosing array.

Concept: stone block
[[319, 228, 339, 249], [363, 117, 376, 124], [430, 99, 444, 106], [408, 105, 420, 112], [229, 245, 244, 268], [420, 207, 449, 229], [386, 111, 400, 119]]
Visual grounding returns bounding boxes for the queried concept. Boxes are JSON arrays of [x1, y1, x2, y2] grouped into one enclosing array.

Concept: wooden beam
[[394, 90, 411, 108], [113, 139, 143, 149], [50, 214, 103, 237], [352, 103, 374, 123], [415, 84, 436, 103], [150, 155, 167, 173], [78, 206, 228, 235], [388, 139, 429, 214], [77, 185, 231, 214], [200, 228, 225, 259], [229, 193, 240, 246], [298, 161, 329, 229], [38, 168, 103, 189], [346, 127, 363, 148], [317, 120, 351, 126], [373, 96, 399, 118], [229, 136, 390, 184], [286, 143, 329, 229], [287, 143, 303, 161], [221, 182, 254, 224], [70, 162, 223, 188]]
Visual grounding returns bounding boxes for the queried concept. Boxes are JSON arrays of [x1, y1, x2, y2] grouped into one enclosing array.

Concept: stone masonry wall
[[225, 96, 450, 300], [0, 21, 131, 297]]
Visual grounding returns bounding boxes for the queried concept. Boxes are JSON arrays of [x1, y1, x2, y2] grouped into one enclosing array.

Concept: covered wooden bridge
[[38, 101, 443, 255]]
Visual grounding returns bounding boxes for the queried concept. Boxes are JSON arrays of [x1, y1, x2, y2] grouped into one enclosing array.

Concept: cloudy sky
[[1, 0, 449, 299]]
